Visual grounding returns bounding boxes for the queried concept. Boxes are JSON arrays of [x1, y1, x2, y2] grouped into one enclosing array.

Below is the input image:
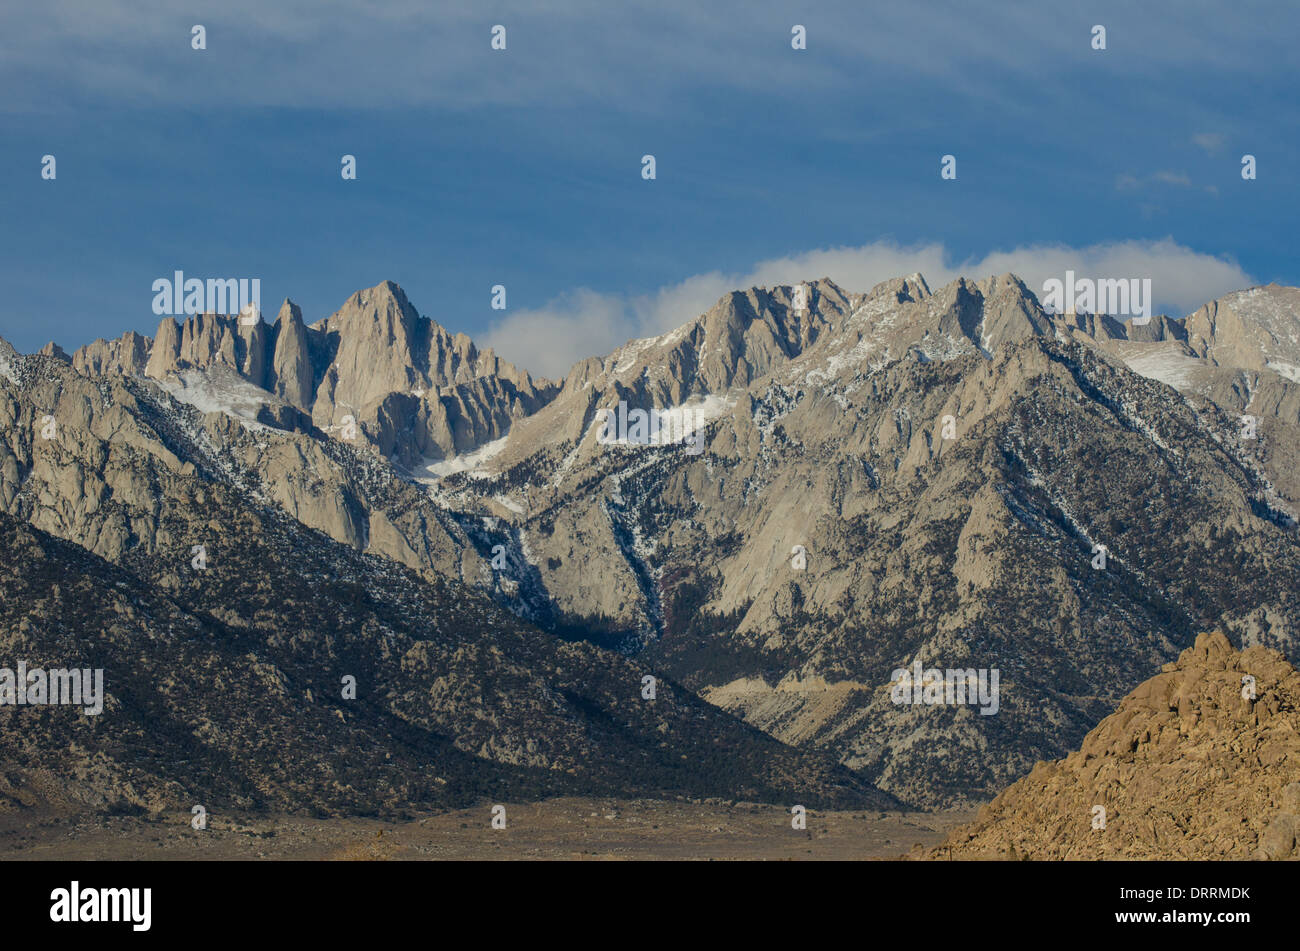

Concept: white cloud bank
[[483, 239, 1256, 379]]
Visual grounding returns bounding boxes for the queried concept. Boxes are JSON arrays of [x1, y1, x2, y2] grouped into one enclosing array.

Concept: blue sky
[[1, 0, 1296, 377]]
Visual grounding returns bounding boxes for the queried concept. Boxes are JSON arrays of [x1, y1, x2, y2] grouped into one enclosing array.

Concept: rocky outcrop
[[306, 281, 555, 464], [37, 342, 70, 363], [1183, 284, 1300, 373], [925, 632, 1300, 859], [71, 330, 149, 376], [144, 315, 180, 379]]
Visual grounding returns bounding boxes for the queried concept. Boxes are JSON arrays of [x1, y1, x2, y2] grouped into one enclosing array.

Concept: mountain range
[[6, 268, 1300, 814]]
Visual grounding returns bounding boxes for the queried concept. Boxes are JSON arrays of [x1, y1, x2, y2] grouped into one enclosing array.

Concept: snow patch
[[597, 394, 734, 448], [156, 368, 277, 432], [1266, 361, 1300, 384], [493, 493, 525, 514], [1122, 349, 1204, 391], [415, 434, 509, 482]]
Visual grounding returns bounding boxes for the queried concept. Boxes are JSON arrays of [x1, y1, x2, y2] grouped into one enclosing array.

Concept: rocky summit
[[71, 281, 557, 469]]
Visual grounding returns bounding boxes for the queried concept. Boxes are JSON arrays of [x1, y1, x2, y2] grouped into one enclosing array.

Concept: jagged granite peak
[[310, 280, 427, 416], [271, 298, 313, 409], [575, 277, 851, 393], [239, 315, 271, 388], [966, 273, 1055, 347], [71, 330, 150, 376], [863, 271, 932, 305], [1054, 310, 1188, 345], [178, 313, 243, 376], [910, 272, 1053, 357], [144, 314, 181, 379], [309, 279, 541, 395], [691, 279, 849, 387], [37, 341, 71, 363], [1050, 281, 1300, 510], [284, 280, 556, 466], [1056, 283, 1300, 387], [484, 278, 854, 474], [61, 281, 558, 466], [764, 271, 1053, 390], [461, 270, 1131, 487]]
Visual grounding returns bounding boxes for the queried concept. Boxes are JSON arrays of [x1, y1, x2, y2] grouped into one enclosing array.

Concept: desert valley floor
[[0, 799, 970, 861]]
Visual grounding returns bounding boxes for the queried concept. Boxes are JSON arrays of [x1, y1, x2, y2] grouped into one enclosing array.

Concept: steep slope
[[0, 510, 522, 815], [926, 631, 1300, 859], [1059, 283, 1300, 510], [0, 510, 884, 815]]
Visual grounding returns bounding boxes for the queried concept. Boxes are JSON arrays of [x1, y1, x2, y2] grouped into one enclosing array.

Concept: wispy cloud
[[4, 0, 1297, 112], [1117, 170, 1194, 190], [1192, 132, 1226, 154]]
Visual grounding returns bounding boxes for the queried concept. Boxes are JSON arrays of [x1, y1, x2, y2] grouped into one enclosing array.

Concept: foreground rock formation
[[925, 632, 1300, 859]]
